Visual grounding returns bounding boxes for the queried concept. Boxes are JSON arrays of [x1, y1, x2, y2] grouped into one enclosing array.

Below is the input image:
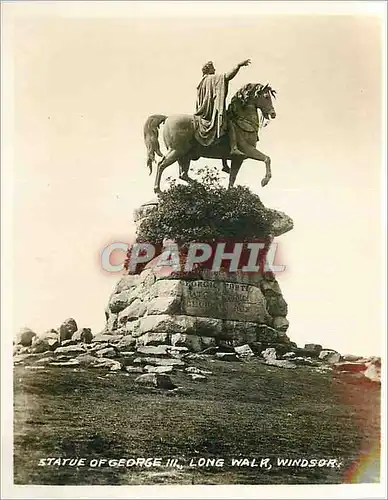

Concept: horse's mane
[[228, 83, 276, 114]]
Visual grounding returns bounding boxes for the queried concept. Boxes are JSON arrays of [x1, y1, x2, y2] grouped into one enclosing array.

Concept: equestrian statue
[[144, 59, 277, 194]]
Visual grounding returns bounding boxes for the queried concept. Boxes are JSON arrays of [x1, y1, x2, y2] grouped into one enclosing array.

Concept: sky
[[2, 2, 386, 356]]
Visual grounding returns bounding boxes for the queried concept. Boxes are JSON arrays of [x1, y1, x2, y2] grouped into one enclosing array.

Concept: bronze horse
[[144, 83, 276, 194]]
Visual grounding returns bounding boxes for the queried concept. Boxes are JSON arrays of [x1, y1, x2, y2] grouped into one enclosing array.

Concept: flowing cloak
[[193, 73, 229, 147]]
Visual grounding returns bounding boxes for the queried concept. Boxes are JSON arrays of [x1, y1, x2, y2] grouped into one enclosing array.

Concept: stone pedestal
[[104, 199, 293, 351]]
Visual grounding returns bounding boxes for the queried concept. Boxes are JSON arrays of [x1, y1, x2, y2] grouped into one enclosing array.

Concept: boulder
[[272, 316, 289, 332], [215, 352, 238, 362], [146, 297, 180, 315], [93, 334, 123, 344], [265, 296, 288, 317], [113, 275, 140, 293], [261, 347, 277, 362], [171, 333, 202, 352], [319, 350, 341, 364], [61, 339, 77, 347], [136, 345, 169, 356], [341, 354, 364, 362], [109, 290, 135, 314], [118, 299, 146, 323], [125, 366, 144, 374], [139, 332, 170, 347], [201, 337, 217, 349], [138, 315, 196, 336], [234, 344, 254, 359], [185, 366, 212, 375], [135, 373, 176, 390], [190, 373, 207, 381], [16, 327, 36, 347], [292, 357, 318, 366], [105, 313, 118, 332], [116, 336, 136, 351], [96, 347, 117, 358], [249, 341, 263, 354], [144, 365, 174, 374], [166, 346, 189, 358], [133, 357, 184, 367], [265, 359, 296, 369], [94, 358, 122, 370], [72, 328, 93, 344], [304, 344, 322, 353], [256, 325, 281, 343], [282, 352, 296, 359], [50, 359, 80, 367], [73, 353, 101, 367], [363, 363, 381, 383], [31, 332, 59, 353], [54, 345, 86, 356], [59, 318, 78, 342]]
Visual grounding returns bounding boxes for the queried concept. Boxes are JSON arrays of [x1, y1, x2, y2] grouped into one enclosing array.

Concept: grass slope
[[13, 357, 380, 485]]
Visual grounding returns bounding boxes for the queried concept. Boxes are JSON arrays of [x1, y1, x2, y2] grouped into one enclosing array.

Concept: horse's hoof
[[261, 178, 270, 187]]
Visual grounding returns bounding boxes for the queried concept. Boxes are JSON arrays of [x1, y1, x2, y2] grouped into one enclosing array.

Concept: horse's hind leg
[[222, 158, 230, 173], [154, 149, 181, 194], [228, 158, 244, 189]]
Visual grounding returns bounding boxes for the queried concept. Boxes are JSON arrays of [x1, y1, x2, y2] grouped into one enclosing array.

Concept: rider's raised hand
[[239, 59, 251, 67]]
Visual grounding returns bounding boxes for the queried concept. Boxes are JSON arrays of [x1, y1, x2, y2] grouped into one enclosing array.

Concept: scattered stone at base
[[73, 354, 102, 367], [59, 318, 78, 342], [136, 345, 169, 356], [54, 345, 86, 356], [133, 357, 185, 367], [93, 334, 123, 344], [341, 354, 364, 362], [282, 352, 296, 359], [116, 336, 136, 351], [185, 366, 212, 375], [72, 328, 93, 344], [304, 344, 322, 353], [292, 357, 318, 366], [135, 373, 176, 390], [125, 366, 144, 374], [363, 363, 381, 383], [166, 346, 189, 358], [190, 373, 207, 381], [50, 359, 80, 367], [234, 344, 254, 359], [171, 333, 202, 352], [215, 352, 238, 362], [94, 358, 122, 370], [261, 348, 277, 361], [319, 350, 341, 364], [96, 347, 117, 358], [265, 359, 296, 369], [144, 365, 174, 374], [61, 339, 77, 347], [35, 356, 56, 365], [16, 328, 37, 347]]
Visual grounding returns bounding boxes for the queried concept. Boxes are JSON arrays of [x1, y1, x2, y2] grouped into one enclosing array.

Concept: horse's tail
[[144, 114, 167, 175]]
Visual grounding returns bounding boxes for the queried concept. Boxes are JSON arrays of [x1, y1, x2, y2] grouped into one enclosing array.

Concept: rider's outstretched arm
[[225, 59, 251, 81]]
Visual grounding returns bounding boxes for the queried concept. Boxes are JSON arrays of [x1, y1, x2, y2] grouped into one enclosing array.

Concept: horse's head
[[230, 83, 277, 120], [255, 84, 277, 120]]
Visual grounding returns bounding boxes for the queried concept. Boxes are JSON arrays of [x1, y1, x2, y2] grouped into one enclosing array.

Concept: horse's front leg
[[228, 158, 244, 189], [238, 140, 272, 187]]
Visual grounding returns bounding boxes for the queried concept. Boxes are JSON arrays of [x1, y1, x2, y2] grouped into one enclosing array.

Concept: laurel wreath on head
[[232, 83, 277, 105]]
